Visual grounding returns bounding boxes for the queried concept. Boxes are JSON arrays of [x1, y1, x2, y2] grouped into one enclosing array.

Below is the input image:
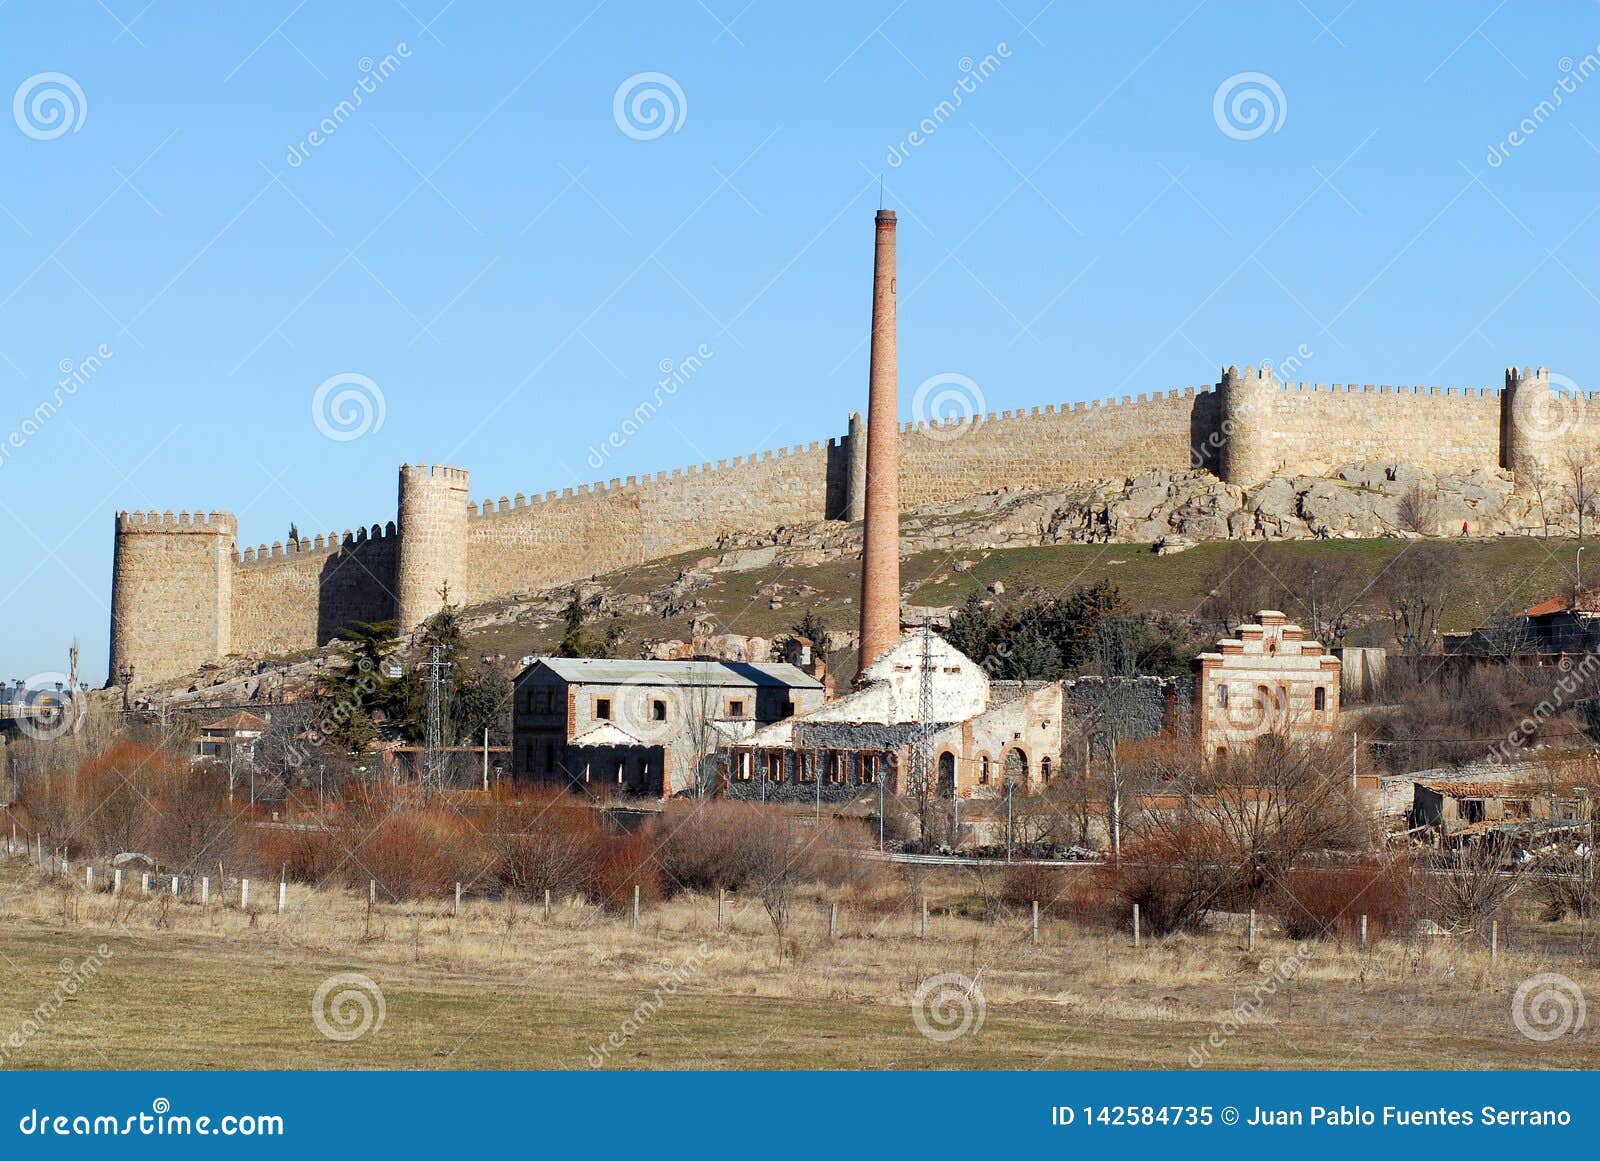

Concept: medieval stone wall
[[110, 362, 1595, 685]]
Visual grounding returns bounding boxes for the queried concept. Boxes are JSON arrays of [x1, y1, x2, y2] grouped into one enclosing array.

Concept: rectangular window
[[797, 752, 815, 783], [861, 753, 878, 784], [766, 752, 784, 782], [544, 741, 556, 774], [728, 699, 746, 718], [829, 752, 847, 784], [596, 697, 612, 721], [1314, 686, 1327, 711], [1216, 684, 1229, 709], [652, 699, 667, 722], [781, 700, 795, 718], [735, 752, 753, 782]]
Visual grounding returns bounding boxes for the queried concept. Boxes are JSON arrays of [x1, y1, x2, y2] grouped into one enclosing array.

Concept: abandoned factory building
[[726, 630, 1067, 804], [511, 657, 825, 797]]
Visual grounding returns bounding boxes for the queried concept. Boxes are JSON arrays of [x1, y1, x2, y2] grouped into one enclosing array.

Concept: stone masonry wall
[[114, 364, 1594, 684]]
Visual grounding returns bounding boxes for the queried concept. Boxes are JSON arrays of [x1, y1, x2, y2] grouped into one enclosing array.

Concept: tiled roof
[[201, 711, 270, 732]]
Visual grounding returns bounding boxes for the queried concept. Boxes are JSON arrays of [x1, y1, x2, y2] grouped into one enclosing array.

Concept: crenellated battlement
[[116, 509, 237, 533], [110, 359, 1591, 686], [237, 521, 398, 566]]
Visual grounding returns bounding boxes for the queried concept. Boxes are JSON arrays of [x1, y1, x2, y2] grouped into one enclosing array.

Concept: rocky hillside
[[145, 462, 1579, 702]]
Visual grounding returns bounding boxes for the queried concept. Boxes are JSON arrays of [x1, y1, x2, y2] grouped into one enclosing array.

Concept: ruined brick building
[[108, 213, 1587, 685]]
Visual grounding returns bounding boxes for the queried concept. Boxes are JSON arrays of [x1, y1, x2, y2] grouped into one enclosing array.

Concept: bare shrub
[[589, 829, 661, 913], [1272, 857, 1416, 941], [1103, 820, 1236, 935], [1422, 844, 1527, 932], [1396, 483, 1437, 533], [479, 787, 602, 900]]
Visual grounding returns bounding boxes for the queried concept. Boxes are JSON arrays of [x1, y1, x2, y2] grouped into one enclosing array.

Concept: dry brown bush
[[1271, 857, 1417, 941]]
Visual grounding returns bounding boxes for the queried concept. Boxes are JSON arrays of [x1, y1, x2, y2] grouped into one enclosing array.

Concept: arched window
[[1003, 748, 1027, 785], [1314, 686, 1327, 711], [979, 755, 991, 785], [1040, 756, 1053, 782], [938, 751, 957, 794]]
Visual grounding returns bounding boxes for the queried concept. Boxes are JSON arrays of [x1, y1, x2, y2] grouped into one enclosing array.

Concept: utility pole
[[908, 619, 938, 845], [423, 645, 452, 793], [1006, 778, 1014, 864]]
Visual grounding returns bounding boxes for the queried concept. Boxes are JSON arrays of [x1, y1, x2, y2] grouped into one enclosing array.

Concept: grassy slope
[[464, 536, 1585, 666]]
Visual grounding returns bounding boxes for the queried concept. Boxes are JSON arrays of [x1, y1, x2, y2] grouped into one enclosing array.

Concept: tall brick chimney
[[858, 209, 900, 671]]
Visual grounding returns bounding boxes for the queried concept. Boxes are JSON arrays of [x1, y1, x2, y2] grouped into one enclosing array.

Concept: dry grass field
[[0, 859, 1595, 1071]]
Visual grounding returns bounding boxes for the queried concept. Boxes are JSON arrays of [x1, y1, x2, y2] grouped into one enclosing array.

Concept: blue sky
[[2, 0, 1598, 681]]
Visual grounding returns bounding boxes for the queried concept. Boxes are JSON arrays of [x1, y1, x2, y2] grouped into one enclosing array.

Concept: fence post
[[830, 902, 838, 939], [113, 868, 122, 895], [202, 877, 210, 908], [277, 880, 286, 915], [1247, 908, 1256, 952], [1031, 900, 1039, 945], [921, 898, 928, 938], [544, 888, 551, 921], [85, 866, 93, 891], [172, 875, 180, 898], [1133, 903, 1141, 948], [1490, 919, 1498, 963], [632, 884, 640, 927], [717, 888, 725, 930], [369, 879, 376, 906], [453, 882, 461, 916], [1360, 914, 1368, 950], [241, 878, 250, 910], [140, 872, 150, 895]]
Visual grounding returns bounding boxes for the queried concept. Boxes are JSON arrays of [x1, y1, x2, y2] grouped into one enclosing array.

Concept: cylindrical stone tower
[[395, 463, 471, 632], [1503, 365, 1553, 490], [1218, 363, 1275, 488], [858, 210, 901, 671], [108, 510, 237, 686], [845, 411, 868, 522]]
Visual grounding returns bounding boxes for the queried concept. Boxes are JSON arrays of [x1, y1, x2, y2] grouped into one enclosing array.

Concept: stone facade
[[109, 361, 1586, 685], [1193, 610, 1342, 761], [510, 658, 824, 797]]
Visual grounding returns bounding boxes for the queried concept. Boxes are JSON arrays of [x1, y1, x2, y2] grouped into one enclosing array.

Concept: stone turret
[[845, 410, 867, 522], [395, 464, 470, 632], [1218, 363, 1276, 487], [1503, 365, 1555, 490], [108, 510, 237, 686]]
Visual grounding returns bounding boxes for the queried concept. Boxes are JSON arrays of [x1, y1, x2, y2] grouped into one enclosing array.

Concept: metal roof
[[517, 657, 821, 690]]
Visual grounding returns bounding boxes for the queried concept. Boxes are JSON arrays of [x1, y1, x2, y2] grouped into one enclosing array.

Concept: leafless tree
[[1566, 450, 1596, 544], [1396, 482, 1438, 534], [1380, 543, 1451, 656]]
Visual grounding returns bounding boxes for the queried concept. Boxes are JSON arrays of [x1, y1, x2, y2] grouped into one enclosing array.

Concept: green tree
[[555, 591, 623, 659], [313, 620, 403, 751]]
